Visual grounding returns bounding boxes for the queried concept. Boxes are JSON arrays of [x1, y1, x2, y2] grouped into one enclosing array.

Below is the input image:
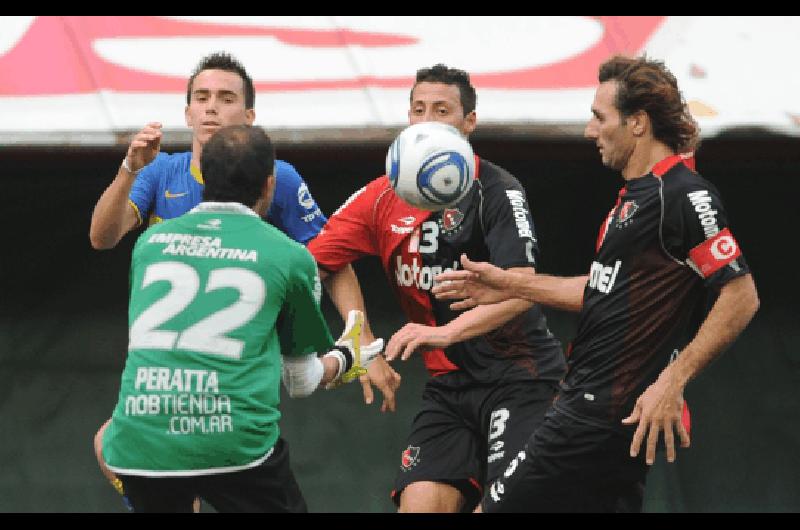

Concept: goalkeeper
[[97, 125, 380, 512]]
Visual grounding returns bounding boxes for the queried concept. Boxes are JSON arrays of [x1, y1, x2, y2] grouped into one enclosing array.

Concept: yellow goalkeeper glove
[[324, 310, 383, 389]]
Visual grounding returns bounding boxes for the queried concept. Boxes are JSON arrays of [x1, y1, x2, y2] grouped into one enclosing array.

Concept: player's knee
[[398, 481, 465, 513]]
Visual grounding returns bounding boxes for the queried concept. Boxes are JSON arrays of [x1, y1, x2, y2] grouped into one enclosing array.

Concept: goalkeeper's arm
[[282, 351, 344, 398], [283, 310, 381, 398], [282, 343, 381, 398]]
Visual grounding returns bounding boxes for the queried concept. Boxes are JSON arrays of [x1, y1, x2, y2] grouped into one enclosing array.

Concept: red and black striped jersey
[[555, 154, 749, 428], [308, 157, 565, 385]]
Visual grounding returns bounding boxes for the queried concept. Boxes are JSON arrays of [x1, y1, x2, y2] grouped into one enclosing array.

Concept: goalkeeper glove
[[324, 310, 383, 389]]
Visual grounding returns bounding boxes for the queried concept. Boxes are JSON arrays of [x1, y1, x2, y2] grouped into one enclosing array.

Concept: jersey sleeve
[[663, 178, 749, 289], [128, 160, 160, 226], [265, 162, 328, 245], [277, 246, 334, 357], [306, 182, 379, 272], [480, 172, 540, 270]]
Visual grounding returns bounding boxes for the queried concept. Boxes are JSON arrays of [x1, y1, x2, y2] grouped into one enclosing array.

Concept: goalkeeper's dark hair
[[187, 52, 255, 109], [599, 55, 699, 153], [411, 64, 477, 115], [201, 125, 274, 207]]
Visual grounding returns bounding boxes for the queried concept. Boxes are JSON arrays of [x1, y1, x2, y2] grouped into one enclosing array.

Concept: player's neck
[[621, 140, 673, 181], [191, 139, 203, 171]]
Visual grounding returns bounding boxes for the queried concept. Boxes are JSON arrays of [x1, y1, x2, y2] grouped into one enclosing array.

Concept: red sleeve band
[[687, 227, 742, 278]]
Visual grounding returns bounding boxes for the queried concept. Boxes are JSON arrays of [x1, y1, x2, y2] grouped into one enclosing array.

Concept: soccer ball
[[386, 122, 475, 211]]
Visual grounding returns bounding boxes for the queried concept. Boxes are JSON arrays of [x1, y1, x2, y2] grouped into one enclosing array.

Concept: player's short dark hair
[[599, 55, 699, 153], [187, 52, 255, 109], [201, 125, 274, 207], [411, 64, 477, 115]]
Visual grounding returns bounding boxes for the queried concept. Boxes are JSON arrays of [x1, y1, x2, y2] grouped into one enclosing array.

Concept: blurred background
[[0, 16, 798, 512]]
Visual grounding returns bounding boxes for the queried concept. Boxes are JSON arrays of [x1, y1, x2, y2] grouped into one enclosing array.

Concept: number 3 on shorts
[[489, 408, 510, 440]]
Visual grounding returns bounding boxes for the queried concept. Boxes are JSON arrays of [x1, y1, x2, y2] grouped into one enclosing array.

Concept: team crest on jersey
[[400, 446, 420, 471], [439, 208, 465, 235], [615, 200, 638, 228]]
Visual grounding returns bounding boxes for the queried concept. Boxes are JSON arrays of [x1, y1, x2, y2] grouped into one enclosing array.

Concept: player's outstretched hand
[[360, 354, 402, 413], [384, 322, 452, 362], [325, 310, 382, 389], [621, 367, 691, 465], [125, 122, 163, 173], [433, 254, 517, 310]]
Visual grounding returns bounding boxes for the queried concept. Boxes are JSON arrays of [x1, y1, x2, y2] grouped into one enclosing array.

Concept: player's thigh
[[392, 387, 481, 511], [480, 380, 558, 485], [482, 409, 620, 513], [117, 475, 195, 513], [199, 438, 307, 513]]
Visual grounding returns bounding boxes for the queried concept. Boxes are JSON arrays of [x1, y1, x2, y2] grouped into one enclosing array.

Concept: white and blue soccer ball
[[386, 122, 475, 211]]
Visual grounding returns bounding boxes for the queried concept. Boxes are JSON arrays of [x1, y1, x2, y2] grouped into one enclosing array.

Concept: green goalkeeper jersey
[[103, 202, 334, 476]]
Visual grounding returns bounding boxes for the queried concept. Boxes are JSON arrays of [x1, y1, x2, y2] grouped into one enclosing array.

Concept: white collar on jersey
[[190, 202, 260, 217]]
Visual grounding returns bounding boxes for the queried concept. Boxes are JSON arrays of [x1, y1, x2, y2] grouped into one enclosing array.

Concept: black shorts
[[117, 437, 307, 513], [392, 377, 558, 511], [480, 408, 649, 513]]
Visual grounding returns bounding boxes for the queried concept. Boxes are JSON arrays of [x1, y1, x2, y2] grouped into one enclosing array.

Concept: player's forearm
[[669, 274, 759, 388], [321, 264, 376, 342], [89, 167, 139, 249], [510, 273, 587, 312], [283, 353, 342, 398], [437, 267, 535, 341], [442, 297, 534, 345]]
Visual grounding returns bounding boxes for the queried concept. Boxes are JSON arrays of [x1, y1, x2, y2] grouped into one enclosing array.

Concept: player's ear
[[462, 111, 477, 136], [185, 105, 192, 128], [629, 110, 648, 137], [265, 172, 275, 197], [255, 173, 276, 216], [246, 108, 255, 126]]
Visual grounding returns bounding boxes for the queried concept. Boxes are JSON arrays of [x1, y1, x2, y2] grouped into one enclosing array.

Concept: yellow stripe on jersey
[[190, 164, 204, 185], [129, 199, 143, 228]]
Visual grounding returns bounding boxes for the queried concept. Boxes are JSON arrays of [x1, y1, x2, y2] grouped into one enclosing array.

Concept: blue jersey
[[128, 152, 327, 244]]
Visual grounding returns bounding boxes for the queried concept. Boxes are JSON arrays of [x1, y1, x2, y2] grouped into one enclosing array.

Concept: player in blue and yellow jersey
[[90, 52, 324, 248], [127, 151, 324, 244]]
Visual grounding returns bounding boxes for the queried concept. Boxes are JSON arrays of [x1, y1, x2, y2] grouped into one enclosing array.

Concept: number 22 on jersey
[[128, 262, 266, 360]]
